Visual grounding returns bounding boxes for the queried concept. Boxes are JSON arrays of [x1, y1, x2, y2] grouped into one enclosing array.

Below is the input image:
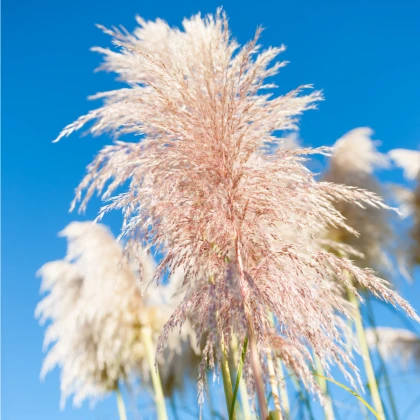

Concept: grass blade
[[230, 338, 248, 420], [313, 373, 382, 419]]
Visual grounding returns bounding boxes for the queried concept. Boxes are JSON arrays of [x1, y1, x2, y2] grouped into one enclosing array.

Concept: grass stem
[[365, 294, 399, 420], [230, 338, 248, 420], [115, 386, 128, 420], [221, 336, 236, 420], [141, 326, 168, 420], [347, 286, 385, 420], [314, 355, 335, 420]]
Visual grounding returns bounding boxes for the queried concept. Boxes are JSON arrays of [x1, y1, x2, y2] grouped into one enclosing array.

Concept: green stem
[[290, 374, 315, 420], [314, 355, 335, 420], [268, 313, 290, 418], [267, 349, 283, 419], [221, 337, 236, 420], [141, 326, 168, 420], [276, 360, 290, 419], [365, 294, 399, 420], [347, 287, 385, 420], [231, 336, 252, 420], [269, 410, 282, 420], [115, 386, 128, 420], [236, 241, 269, 420], [238, 374, 252, 420], [230, 338, 248, 420], [314, 373, 381, 419]]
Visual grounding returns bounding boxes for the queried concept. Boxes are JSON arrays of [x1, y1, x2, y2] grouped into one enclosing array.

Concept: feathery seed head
[[323, 128, 395, 274], [390, 148, 420, 267], [54, 11, 420, 405], [366, 327, 420, 368], [36, 222, 198, 407]]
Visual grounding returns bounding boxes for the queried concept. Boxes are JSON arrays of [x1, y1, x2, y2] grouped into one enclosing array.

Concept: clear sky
[[2, 0, 420, 419]]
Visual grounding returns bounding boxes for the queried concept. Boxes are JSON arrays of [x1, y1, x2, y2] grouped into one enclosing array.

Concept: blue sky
[[2, 0, 420, 419]]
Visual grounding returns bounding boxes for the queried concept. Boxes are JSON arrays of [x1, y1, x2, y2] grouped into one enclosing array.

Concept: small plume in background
[[389, 148, 420, 268], [389, 149, 420, 181], [323, 127, 395, 276], [366, 327, 420, 369], [36, 222, 199, 408]]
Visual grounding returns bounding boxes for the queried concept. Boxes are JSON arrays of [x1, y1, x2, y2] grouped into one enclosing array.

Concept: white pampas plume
[[365, 327, 420, 368], [323, 127, 395, 275], [53, 11, 420, 409], [389, 149, 420, 180], [389, 148, 420, 267], [36, 222, 198, 408], [329, 128, 389, 176]]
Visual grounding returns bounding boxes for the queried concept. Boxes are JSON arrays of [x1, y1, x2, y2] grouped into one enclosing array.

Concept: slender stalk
[[236, 240, 269, 420], [221, 337, 236, 420], [230, 338, 248, 420], [141, 326, 168, 420], [290, 374, 315, 420], [267, 313, 290, 418], [365, 294, 399, 420], [314, 374, 381, 420], [247, 321, 269, 420], [115, 386, 128, 420], [347, 286, 385, 420], [239, 372, 252, 420], [314, 355, 335, 420], [276, 359, 290, 419], [269, 410, 282, 420], [342, 288, 369, 420], [267, 349, 283, 419], [231, 336, 252, 420]]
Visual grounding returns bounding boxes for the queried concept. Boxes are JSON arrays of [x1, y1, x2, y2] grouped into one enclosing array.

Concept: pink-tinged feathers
[[55, 10, 419, 406]]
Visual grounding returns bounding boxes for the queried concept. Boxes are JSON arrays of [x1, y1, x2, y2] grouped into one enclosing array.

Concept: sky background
[[2, 0, 420, 419]]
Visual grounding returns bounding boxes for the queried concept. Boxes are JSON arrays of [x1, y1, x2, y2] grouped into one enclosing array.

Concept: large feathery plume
[[389, 148, 420, 268], [36, 222, 198, 418], [54, 11, 419, 417]]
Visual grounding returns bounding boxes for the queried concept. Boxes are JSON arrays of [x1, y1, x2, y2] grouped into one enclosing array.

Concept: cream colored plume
[[365, 327, 420, 368], [389, 149, 420, 181], [323, 127, 393, 274], [36, 222, 199, 407]]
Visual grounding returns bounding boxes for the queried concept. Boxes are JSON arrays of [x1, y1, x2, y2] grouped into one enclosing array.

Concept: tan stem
[[267, 350, 283, 417], [236, 240, 269, 420], [267, 313, 290, 418], [314, 355, 335, 420], [248, 322, 269, 420], [221, 337, 236, 419], [276, 359, 290, 418], [115, 386, 128, 420], [347, 287, 385, 420], [141, 326, 168, 420]]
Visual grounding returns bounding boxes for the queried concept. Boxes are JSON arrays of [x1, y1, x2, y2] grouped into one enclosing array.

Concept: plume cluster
[[366, 327, 420, 368], [389, 148, 420, 267], [323, 128, 394, 274], [36, 222, 198, 407], [54, 10, 419, 406]]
